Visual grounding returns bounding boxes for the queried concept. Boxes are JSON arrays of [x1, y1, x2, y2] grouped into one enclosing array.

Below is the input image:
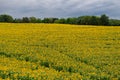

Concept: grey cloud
[[0, 0, 120, 19]]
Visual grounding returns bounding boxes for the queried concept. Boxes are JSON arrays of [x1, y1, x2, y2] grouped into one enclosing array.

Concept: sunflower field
[[0, 23, 120, 80]]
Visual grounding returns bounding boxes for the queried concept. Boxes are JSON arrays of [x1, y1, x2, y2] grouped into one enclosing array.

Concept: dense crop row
[[0, 23, 120, 80]]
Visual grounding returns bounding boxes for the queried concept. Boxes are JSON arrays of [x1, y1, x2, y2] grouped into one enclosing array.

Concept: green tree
[[109, 19, 120, 26], [42, 18, 58, 23], [54, 18, 66, 24], [100, 14, 109, 25], [76, 17, 82, 25], [42, 18, 49, 23], [22, 17, 30, 23], [13, 18, 22, 23], [36, 18, 42, 23], [90, 16, 100, 25], [79, 16, 91, 25], [66, 18, 77, 24], [29, 17, 37, 23], [0, 14, 13, 22]]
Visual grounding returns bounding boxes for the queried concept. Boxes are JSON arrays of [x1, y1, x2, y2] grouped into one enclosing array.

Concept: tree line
[[0, 14, 120, 26]]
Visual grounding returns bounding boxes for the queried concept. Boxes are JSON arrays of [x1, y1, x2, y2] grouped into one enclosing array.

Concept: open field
[[0, 23, 120, 80]]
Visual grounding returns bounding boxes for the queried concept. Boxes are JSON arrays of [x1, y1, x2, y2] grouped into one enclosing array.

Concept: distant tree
[[22, 17, 30, 23], [2, 13, 120, 26], [66, 18, 77, 24], [54, 19, 59, 23], [52, 18, 59, 23], [109, 19, 120, 26], [54, 18, 66, 24], [42, 18, 58, 23], [29, 17, 37, 23], [76, 17, 82, 25], [42, 18, 49, 23], [90, 16, 100, 25], [100, 14, 109, 25], [0, 14, 13, 22], [36, 18, 42, 23], [79, 16, 91, 25], [13, 18, 22, 23]]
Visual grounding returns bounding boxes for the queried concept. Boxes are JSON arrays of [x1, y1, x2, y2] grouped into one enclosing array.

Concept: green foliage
[[53, 66, 63, 72], [43, 18, 58, 23], [90, 16, 100, 25], [89, 74, 110, 80], [0, 52, 12, 57], [22, 17, 30, 23], [0, 70, 35, 80], [25, 56, 31, 62], [29, 17, 37, 23], [54, 18, 66, 24], [14, 18, 22, 23], [66, 17, 77, 24], [40, 61, 50, 68], [36, 18, 42, 23], [109, 19, 120, 26], [17, 75, 34, 80], [100, 14, 109, 25], [0, 70, 8, 79], [0, 14, 13, 22], [0, 14, 120, 26]]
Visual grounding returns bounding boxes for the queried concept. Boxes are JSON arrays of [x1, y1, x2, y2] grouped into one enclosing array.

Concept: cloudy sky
[[0, 0, 120, 19]]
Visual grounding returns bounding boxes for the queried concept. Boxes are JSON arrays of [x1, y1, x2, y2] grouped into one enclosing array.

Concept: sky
[[0, 0, 120, 19]]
